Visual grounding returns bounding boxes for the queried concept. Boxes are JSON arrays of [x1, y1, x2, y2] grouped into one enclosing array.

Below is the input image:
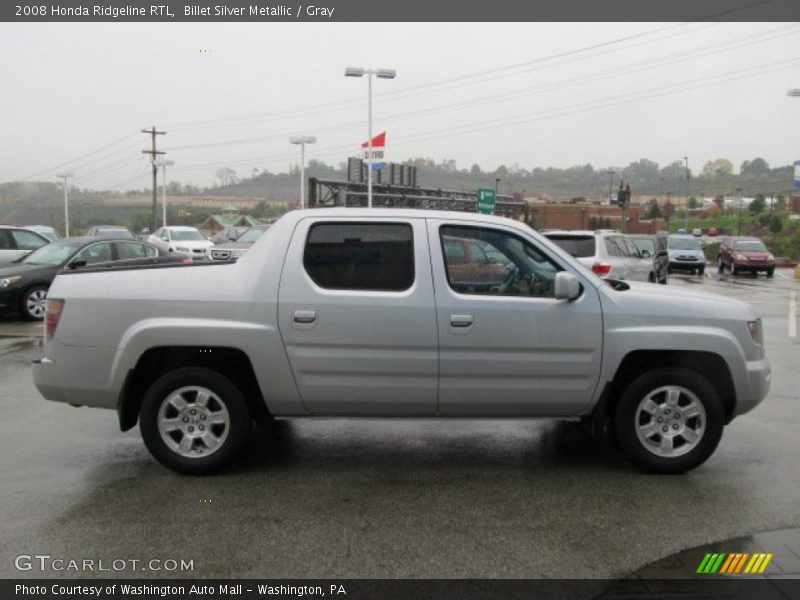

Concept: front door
[[428, 219, 603, 416], [278, 217, 438, 416]]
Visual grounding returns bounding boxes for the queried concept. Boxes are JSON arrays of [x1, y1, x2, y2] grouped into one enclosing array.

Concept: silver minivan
[[543, 230, 654, 282]]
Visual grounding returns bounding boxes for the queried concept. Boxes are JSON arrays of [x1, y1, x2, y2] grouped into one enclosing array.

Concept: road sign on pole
[[477, 188, 496, 215]]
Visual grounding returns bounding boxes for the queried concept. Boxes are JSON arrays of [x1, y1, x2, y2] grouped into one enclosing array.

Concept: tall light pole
[[289, 136, 316, 209], [606, 169, 616, 204], [156, 159, 174, 228], [683, 156, 690, 230], [56, 172, 74, 237], [345, 66, 396, 208]]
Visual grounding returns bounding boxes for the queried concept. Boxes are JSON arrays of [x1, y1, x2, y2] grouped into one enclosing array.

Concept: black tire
[[139, 367, 251, 475], [717, 258, 724, 274], [648, 273, 655, 283], [20, 285, 48, 321], [698, 267, 705, 276], [766, 268, 774, 278], [613, 367, 724, 474]]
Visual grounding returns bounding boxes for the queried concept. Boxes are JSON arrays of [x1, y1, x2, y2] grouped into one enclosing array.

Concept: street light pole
[[345, 67, 396, 209], [736, 187, 743, 235], [495, 178, 500, 195], [156, 159, 174, 228], [606, 169, 615, 204], [683, 156, 689, 231], [290, 136, 317, 209], [56, 172, 74, 237]]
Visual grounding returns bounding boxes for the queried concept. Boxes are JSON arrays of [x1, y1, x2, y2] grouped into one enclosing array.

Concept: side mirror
[[640, 249, 651, 258], [69, 260, 87, 270], [554, 271, 581, 300]]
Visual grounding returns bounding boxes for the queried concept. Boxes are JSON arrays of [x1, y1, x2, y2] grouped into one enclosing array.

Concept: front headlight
[[767, 254, 775, 261], [231, 248, 246, 258], [0, 275, 22, 289], [747, 319, 764, 345], [735, 254, 748, 261], [176, 246, 190, 253]]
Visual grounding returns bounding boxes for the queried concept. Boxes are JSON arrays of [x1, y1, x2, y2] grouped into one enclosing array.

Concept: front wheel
[[139, 367, 252, 474], [614, 368, 724, 474], [766, 268, 775, 278], [20, 286, 48, 320]]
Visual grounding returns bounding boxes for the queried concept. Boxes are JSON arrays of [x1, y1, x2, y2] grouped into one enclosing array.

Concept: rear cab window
[[303, 222, 414, 291]]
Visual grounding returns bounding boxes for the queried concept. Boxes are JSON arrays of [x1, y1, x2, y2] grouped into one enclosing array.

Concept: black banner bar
[[4, 0, 800, 22], [4, 579, 800, 600]]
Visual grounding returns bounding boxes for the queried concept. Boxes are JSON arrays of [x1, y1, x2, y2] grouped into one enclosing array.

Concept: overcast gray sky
[[1, 22, 799, 189]]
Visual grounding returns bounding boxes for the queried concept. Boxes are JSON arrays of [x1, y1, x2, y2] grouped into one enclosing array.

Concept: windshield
[[669, 237, 702, 251], [96, 228, 133, 239], [545, 235, 596, 258], [171, 229, 205, 241], [735, 240, 767, 252], [632, 238, 655, 254], [237, 227, 268, 243], [21, 242, 77, 266]]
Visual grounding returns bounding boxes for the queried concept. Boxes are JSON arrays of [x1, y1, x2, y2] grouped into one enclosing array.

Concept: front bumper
[[735, 357, 772, 416], [669, 259, 705, 271], [733, 262, 775, 272], [0, 287, 22, 316]]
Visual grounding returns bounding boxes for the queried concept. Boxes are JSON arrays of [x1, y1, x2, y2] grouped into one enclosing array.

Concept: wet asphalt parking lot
[[0, 269, 798, 579]]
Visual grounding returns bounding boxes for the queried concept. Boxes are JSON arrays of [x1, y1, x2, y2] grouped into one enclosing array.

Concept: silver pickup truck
[[33, 209, 771, 475]]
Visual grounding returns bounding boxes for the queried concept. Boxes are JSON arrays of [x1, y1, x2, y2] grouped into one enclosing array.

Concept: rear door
[[429, 219, 603, 416], [621, 236, 651, 281], [277, 217, 438, 415]]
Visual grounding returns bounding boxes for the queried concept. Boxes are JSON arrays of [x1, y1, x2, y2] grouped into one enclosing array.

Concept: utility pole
[[56, 172, 74, 237], [142, 126, 166, 233]]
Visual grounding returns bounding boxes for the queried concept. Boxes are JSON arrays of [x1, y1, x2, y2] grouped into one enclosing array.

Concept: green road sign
[[477, 188, 496, 215]]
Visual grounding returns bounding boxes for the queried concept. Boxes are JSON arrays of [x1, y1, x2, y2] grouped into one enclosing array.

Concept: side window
[[303, 222, 414, 291], [11, 230, 47, 251], [0, 230, 12, 249], [604, 237, 622, 257], [116, 242, 152, 260], [621, 238, 640, 258], [440, 225, 561, 298], [443, 238, 466, 263], [74, 243, 113, 265]]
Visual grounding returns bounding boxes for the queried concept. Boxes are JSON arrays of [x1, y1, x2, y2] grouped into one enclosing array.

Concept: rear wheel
[[20, 286, 48, 321], [139, 367, 251, 474], [614, 368, 724, 474], [767, 268, 774, 278]]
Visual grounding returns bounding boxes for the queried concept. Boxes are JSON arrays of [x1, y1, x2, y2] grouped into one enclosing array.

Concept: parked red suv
[[717, 236, 775, 277]]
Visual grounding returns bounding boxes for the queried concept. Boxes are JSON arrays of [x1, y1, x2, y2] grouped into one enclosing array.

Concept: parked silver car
[[542, 230, 655, 282]]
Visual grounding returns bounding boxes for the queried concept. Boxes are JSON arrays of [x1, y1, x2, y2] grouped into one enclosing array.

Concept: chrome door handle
[[450, 314, 474, 328], [293, 310, 318, 324]]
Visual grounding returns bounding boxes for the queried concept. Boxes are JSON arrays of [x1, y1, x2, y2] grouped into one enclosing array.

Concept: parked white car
[[0, 226, 50, 264], [148, 226, 213, 259], [543, 230, 654, 282]]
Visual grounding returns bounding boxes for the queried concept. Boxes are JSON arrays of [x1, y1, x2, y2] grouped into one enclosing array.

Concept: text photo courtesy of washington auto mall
[[1, 2, 800, 599]]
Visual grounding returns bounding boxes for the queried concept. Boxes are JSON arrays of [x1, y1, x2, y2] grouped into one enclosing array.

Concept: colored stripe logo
[[696, 552, 773, 574]]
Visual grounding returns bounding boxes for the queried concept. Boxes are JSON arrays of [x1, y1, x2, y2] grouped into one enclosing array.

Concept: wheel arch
[[117, 345, 270, 431], [597, 350, 736, 426]]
